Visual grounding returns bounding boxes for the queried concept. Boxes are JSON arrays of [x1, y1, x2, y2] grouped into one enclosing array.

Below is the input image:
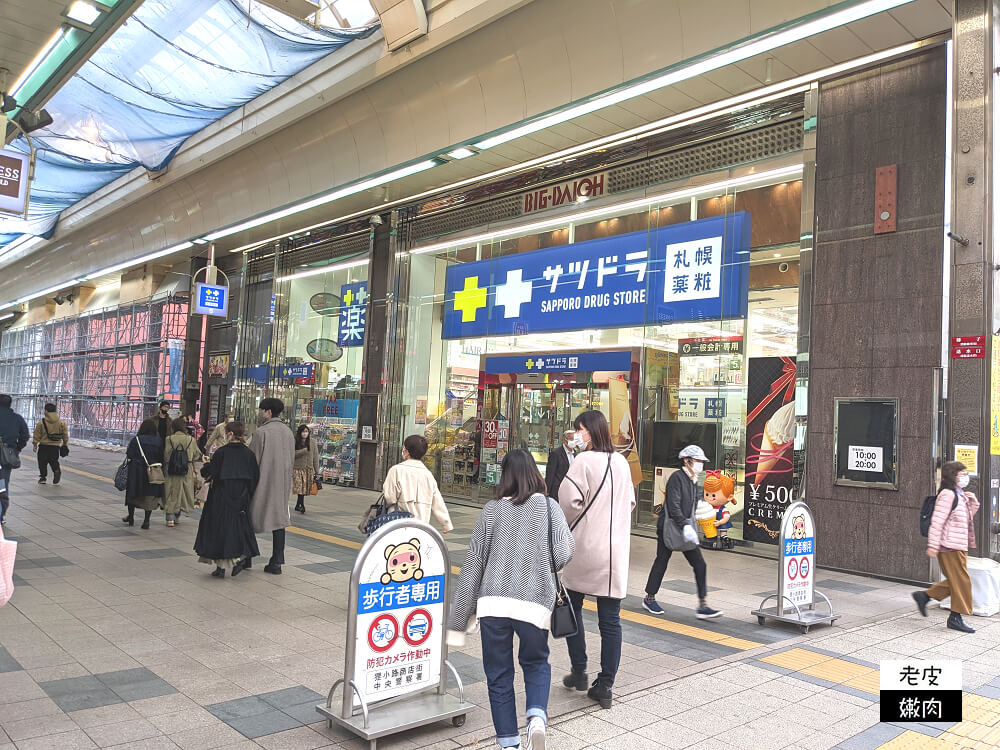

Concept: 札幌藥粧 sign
[[338, 282, 368, 348], [442, 214, 750, 339], [351, 523, 446, 707], [194, 283, 229, 317], [0, 148, 29, 216]]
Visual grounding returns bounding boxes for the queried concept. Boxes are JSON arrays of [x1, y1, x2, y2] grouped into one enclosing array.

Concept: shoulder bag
[[41, 421, 69, 458], [0, 443, 19, 470], [662, 475, 698, 551], [547, 497, 579, 639], [136, 437, 165, 485], [114, 458, 130, 491], [567, 453, 612, 532]]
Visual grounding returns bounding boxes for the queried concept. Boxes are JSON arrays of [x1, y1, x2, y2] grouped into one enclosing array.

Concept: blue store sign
[[194, 282, 229, 317], [338, 282, 368, 348], [442, 213, 750, 339], [275, 363, 314, 379], [484, 349, 632, 374]]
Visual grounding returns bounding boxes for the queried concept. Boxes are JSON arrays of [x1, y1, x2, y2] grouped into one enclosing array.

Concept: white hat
[[679, 445, 709, 462]]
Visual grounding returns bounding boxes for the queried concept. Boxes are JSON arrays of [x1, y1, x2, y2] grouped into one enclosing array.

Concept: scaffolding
[[0, 294, 189, 446]]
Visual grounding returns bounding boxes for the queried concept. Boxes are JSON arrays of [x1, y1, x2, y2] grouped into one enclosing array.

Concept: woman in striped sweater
[[447, 449, 575, 750], [913, 461, 980, 633]]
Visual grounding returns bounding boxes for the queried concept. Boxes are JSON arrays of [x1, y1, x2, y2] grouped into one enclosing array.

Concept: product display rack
[[312, 417, 357, 486]]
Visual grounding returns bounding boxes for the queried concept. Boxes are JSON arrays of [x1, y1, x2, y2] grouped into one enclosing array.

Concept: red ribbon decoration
[[746, 356, 796, 425], [705, 469, 723, 481]]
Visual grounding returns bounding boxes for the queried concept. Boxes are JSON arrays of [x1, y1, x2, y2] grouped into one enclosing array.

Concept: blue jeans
[[0, 465, 10, 522], [479, 617, 550, 748], [565, 590, 622, 689]]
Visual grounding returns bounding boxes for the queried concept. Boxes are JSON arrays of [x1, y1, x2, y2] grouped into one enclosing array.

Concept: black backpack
[[167, 442, 190, 476], [920, 490, 958, 537]]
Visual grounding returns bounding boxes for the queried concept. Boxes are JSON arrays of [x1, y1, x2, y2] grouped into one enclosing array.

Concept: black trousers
[[645, 525, 708, 600], [37, 445, 61, 478], [271, 529, 285, 565]]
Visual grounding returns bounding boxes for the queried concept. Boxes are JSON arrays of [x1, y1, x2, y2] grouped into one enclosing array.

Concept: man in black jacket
[[642, 444, 722, 620], [545, 430, 576, 499], [0, 393, 30, 525]]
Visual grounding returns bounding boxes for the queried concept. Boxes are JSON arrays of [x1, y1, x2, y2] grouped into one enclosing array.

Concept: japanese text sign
[[350, 522, 446, 708], [442, 214, 750, 339], [778, 501, 815, 613], [679, 336, 744, 356], [483, 350, 632, 374], [0, 148, 29, 216], [275, 364, 314, 379], [194, 283, 229, 317], [338, 282, 368, 348], [880, 660, 962, 723]]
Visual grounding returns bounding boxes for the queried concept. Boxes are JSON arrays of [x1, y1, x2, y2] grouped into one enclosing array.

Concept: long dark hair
[[137, 418, 159, 437], [295, 424, 311, 450], [940, 460, 966, 491], [497, 449, 546, 505], [574, 410, 614, 453]]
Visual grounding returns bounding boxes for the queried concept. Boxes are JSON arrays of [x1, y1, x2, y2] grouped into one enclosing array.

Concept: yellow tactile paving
[[842, 669, 880, 694], [801, 657, 874, 683], [759, 647, 833, 670], [878, 732, 954, 749], [874, 694, 1000, 748]]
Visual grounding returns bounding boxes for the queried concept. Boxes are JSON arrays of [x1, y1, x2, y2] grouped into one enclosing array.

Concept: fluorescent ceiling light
[[447, 147, 477, 160], [10, 27, 68, 98], [276, 257, 370, 283], [409, 164, 802, 256], [0, 313, 14, 322], [474, 0, 918, 150], [82, 241, 194, 280], [66, 1, 101, 26], [204, 159, 438, 242], [192, 238, 209, 244]]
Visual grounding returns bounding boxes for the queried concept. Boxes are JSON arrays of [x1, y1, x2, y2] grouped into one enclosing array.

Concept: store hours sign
[[442, 214, 750, 339]]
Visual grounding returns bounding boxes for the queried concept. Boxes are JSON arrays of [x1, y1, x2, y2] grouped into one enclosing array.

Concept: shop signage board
[[751, 501, 839, 633], [338, 282, 368, 348], [678, 336, 744, 356], [442, 214, 750, 339], [951, 335, 985, 359], [194, 282, 229, 317], [742, 356, 797, 544], [847, 446, 883, 473], [521, 172, 608, 214], [0, 148, 29, 216], [484, 349, 632, 374], [317, 519, 471, 744], [275, 364, 314, 379], [833, 398, 898, 489], [955, 444, 979, 473]]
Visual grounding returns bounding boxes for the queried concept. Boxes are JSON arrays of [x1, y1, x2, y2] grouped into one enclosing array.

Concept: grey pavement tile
[[96, 668, 177, 702], [15, 728, 99, 750], [2, 713, 80, 742], [206, 696, 274, 722], [816, 578, 878, 594], [39, 675, 123, 712], [657, 579, 720, 595], [834, 722, 906, 750], [121, 549, 188, 560], [253, 726, 332, 750], [446, 650, 486, 685], [259, 687, 325, 710], [973, 684, 1000, 699], [0, 646, 23, 673], [82, 717, 161, 748], [80, 530, 137, 539], [831, 685, 878, 703], [225, 710, 302, 739], [279, 701, 326, 725], [295, 562, 352, 575]]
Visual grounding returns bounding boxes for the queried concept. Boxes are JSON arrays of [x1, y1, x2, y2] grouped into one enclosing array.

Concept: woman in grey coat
[[248, 398, 295, 574], [292, 424, 320, 514]]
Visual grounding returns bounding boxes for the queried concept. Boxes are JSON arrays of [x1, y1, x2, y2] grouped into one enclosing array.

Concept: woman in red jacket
[[913, 461, 980, 633]]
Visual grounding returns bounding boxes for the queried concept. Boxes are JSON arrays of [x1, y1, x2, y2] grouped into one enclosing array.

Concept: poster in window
[[742, 356, 797, 544], [833, 398, 898, 489]]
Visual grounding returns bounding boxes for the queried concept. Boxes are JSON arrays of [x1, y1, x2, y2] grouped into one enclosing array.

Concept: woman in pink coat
[[913, 461, 980, 633]]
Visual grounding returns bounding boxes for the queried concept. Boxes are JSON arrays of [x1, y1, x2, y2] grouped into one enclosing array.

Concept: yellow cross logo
[[344, 289, 353, 305], [454, 276, 487, 323], [525, 359, 535, 369]]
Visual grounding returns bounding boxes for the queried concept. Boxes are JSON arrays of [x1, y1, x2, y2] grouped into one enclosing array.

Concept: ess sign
[[0, 149, 29, 216]]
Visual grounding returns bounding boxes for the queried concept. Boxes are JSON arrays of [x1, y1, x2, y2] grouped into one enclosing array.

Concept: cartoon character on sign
[[790, 514, 806, 540], [381, 539, 424, 584], [703, 471, 736, 550]]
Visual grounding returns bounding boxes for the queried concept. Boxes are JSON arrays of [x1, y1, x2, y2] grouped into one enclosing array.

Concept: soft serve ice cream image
[[749, 400, 795, 484]]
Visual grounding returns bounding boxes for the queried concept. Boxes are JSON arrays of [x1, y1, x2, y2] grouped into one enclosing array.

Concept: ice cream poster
[[742, 356, 797, 544]]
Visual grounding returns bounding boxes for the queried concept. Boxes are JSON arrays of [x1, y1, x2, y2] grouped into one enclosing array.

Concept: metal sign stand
[[751, 500, 840, 633], [317, 519, 473, 750]]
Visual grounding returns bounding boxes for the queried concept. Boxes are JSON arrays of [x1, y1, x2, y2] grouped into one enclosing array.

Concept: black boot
[[264, 561, 282, 575], [587, 681, 613, 709], [140, 511, 151, 530], [211, 567, 225, 578], [912, 591, 930, 617], [947, 611, 975, 633], [562, 670, 588, 691]]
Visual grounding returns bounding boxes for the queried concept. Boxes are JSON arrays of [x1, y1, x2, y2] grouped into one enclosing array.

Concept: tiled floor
[[2, 445, 999, 750]]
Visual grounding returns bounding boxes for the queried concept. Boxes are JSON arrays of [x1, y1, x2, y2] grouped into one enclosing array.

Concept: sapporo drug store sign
[[352, 522, 446, 707]]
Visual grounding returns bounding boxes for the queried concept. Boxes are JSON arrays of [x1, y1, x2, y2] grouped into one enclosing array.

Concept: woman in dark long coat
[[124, 418, 164, 529], [195, 422, 260, 577]]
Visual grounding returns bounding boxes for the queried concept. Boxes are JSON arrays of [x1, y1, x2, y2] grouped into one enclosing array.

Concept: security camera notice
[[847, 445, 883, 473], [880, 660, 962, 723]]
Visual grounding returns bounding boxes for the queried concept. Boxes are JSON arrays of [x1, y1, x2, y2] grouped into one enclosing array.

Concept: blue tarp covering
[[0, 0, 377, 247]]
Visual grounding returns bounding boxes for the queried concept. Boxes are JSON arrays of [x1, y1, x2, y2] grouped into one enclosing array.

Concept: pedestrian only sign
[[780, 501, 815, 612], [351, 523, 446, 708], [880, 660, 962, 723]]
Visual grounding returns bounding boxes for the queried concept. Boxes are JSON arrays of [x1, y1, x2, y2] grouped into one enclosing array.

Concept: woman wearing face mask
[[642, 445, 723, 621], [382, 435, 453, 533], [557, 410, 635, 710], [292, 424, 320, 514], [913, 461, 980, 633]]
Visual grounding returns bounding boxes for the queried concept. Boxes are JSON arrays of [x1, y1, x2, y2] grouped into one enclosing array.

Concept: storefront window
[[399, 163, 802, 551]]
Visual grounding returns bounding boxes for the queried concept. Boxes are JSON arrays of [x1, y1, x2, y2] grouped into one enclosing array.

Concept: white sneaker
[[526, 717, 546, 750]]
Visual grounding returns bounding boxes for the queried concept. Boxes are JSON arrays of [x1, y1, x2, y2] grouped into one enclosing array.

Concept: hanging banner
[[338, 282, 368, 348], [743, 356, 797, 544], [167, 338, 184, 394], [442, 214, 750, 339], [608, 377, 643, 486]]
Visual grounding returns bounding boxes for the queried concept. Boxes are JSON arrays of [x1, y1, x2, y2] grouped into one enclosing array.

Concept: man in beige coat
[[249, 398, 295, 574]]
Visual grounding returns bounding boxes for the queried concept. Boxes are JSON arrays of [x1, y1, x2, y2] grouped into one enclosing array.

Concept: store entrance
[[484, 381, 608, 478]]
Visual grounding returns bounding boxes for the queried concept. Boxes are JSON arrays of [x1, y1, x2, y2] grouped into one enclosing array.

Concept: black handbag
[[114, 458, 129, 491], [360, 495, 414, 536], [59, 445, 70, 458], [0, 443, 20, 470], [547, 498, 578, 639]]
